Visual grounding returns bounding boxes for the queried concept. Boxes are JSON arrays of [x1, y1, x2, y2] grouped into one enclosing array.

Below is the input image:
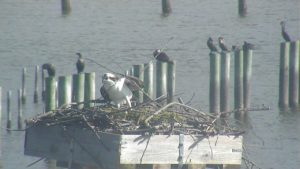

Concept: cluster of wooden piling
[[279, 40, 300, 109], [209, 48, 253, 116]]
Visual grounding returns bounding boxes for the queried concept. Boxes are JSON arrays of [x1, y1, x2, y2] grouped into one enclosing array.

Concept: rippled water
[[0, 0, 300, 168]]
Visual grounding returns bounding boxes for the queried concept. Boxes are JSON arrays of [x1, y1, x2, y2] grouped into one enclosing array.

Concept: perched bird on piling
[[280, 21, 291, 42], [101, 73, 144, 108], [243, 41, 255, 51], [231, 45, 240, 52], [42, 63, 56, 77], [218, 37, 230, 52], [207, 37, 219, 53], [153, 49, 174, 63], [76, 53, 85, 73]]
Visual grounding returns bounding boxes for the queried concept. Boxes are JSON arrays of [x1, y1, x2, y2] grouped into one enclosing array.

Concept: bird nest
[[26, 100, 244, 137]]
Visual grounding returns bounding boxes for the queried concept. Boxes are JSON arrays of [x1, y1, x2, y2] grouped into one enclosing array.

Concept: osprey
[[101, 73, 143, 108]]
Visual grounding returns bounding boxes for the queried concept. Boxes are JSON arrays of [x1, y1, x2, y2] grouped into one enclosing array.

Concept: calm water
[[0, 0, 300, 168]]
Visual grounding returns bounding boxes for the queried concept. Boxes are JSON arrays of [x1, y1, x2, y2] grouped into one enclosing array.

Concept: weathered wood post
[[133, 64, 144, 103], [167, 61, 176, 103], [61, 0, 71, 14], [72, 73, 85, 109], [18, 89, 23, 129], [289, 41, 299, 108], [234, 49, 244, 115], [220, 52, 231, 113], [156, 61, 168, 104], [279, 42, 290, 108], [144, 62, 154, 101], [84, 72, 96, 108], [7, 90, 11, 129], [58, 76, 72, 108], [162, 0, 172, 14], [42, 69, 45, 101], [209, 52, 221, 113], [238, 0, 247, 16], [34, 65, 39, 103], [45, 77, 57, 112], [243, 48, 253, 109], [22, 67, 26, 104]]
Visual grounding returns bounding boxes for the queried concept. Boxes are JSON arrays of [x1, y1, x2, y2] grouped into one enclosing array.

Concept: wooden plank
[[223, 164, 241, 169], [120, 135, 242, 165]]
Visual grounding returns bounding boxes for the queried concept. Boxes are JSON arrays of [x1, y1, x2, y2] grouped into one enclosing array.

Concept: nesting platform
[[24, 102, 243, 169]]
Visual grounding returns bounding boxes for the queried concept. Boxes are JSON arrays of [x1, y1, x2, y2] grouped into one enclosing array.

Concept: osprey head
[[102, 73, 117, 81]]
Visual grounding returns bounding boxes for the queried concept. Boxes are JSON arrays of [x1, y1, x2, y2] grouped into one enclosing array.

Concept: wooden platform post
[[279, 42, 290, 108], [72, 73, 85, 109], [133, 64, 144, 103], [167, 62, 176, 103], [144, 62, 154, 101], [162, 0, 172, 14], [209, 52, 221, 113], [58, 76, 72, 108], [156, 61, 168, 104], [234, 49, 244, 115], [289, 41, 299, 108], [243, 49, 253, 109], [220, 52, 231, 113], [187, 164, 206, 169], [6, 90, 11, 129], [84, 72, 96, 108], [45, 77, 57, 112], [34, 65, 39, 103], [22, 67, 26, 104], [18, 89, 23, 129]]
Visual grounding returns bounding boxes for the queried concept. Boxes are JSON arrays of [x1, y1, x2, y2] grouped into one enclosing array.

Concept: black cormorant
[[280, 21, 291, 42], [42, 63, 56, 77], [207, 37, 219, 52], [218, 37, 230, 52], [153, 49, 174, 63], [76, 53, 85, 73], [243, 41, 255, 51]]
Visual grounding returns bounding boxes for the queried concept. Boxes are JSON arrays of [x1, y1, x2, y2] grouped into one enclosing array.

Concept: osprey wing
[[124, 75, 144, 92]]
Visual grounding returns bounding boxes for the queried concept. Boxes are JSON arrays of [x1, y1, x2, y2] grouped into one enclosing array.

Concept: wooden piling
[[133, 64, 144, 103], [144, 62, 154, 101], [209, 52, 221, 113], [34, 65, 39, 103], [234, 49, 244, 114], [279, 42, 290, 108], [156, 61, 168, 104], [220, 52, 231, 113], [45, 77, 57, 112], [61, 0, 71, 14], [58, 76, 72, 108], [243, 49, 253, 109], [22, 67, 26, 104], [7, 90, 11, 129], [42, 69, 45, 101], [84, 72, 96, 108], [167, 62, 176, 103], [72, 73, 85, 109], [18, 89, 23, 129], [238, 0, 247, 16], [289, 41, 300, 108], [162, 0, 172, 14]]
